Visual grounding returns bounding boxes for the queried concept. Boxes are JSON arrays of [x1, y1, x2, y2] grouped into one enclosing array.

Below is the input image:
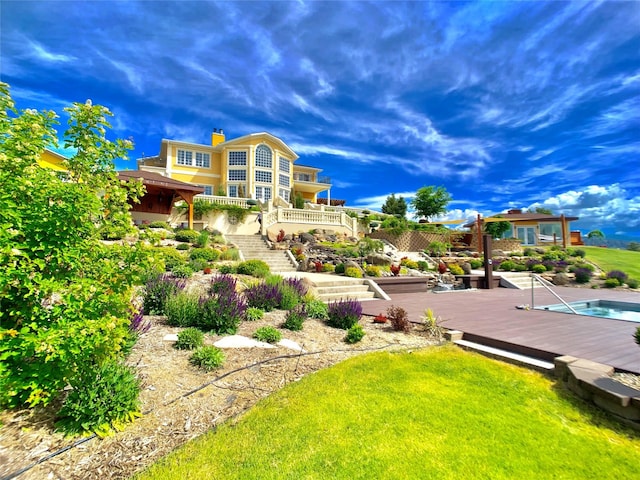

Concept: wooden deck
[[361, 286, 640, 374]]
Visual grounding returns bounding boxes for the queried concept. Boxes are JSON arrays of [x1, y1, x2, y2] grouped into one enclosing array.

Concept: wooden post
[[483, 234, 493, 289], [561, 214, 567, 249], [477, 214, 483, 255]]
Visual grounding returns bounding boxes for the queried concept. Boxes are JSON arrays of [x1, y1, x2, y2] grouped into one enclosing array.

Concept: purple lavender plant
[[284, 277, 308, 297], [244, 283, 282, 311], [143, 273, 186, 315], [198, 289, 247, 334], [209, 274, 237, 297], [327, 299, 363, 329], [130, 307, 151, 334], [606, 270, 628, 285]]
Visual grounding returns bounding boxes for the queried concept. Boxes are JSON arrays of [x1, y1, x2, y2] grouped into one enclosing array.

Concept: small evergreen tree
[[381, 193, 408, 217]]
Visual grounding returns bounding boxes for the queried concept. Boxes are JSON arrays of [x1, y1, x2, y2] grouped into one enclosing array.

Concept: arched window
[[255, 145, 272, 168]]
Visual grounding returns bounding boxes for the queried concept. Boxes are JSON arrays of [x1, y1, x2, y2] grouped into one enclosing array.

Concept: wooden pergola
[[118, 170, 205, 230]]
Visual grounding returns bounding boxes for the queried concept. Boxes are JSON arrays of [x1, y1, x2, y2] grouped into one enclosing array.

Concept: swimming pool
[[536, 299, 640, 322]]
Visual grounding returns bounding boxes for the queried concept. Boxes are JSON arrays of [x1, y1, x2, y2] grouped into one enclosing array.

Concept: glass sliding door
[[517, 226, 537, 246]]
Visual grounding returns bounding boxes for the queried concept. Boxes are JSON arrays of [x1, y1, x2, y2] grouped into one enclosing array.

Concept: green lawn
[[135, 346, 640, 480], [583, 246, 640, 280]]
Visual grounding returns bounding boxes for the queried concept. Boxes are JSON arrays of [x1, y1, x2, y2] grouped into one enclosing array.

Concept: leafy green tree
[[410, 186, 451, 221], [528, 207, 553, 215], [381, 193, 407, 217], [628, 242, 640, 252], [484, 217, 512, 239], [587, 230, 605, 239], [0, 82, 155, 410]]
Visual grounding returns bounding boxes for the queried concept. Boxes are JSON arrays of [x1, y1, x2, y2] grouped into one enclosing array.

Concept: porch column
[[476, 214, 483, 255], [561, 214, 568, 249]]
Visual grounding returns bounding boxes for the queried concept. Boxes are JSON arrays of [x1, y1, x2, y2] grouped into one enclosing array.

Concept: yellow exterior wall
[[38, 149, 68, 171]]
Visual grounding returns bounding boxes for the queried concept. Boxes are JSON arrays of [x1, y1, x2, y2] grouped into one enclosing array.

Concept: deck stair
[[225, 234, 296, 272], [499, 272, 544, 290], [453, 338, 555, 372], [311, 277, 383, 303]]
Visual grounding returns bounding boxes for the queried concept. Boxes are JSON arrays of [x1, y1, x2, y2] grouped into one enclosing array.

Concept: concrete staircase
[[499, 272, 544, 289], [225, 234, 296, 272], [311, 277, 382, 303]]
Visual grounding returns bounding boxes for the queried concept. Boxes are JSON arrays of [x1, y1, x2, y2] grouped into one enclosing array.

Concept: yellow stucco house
[[137, 129, 331, 206], [38, 148, 68, 173]]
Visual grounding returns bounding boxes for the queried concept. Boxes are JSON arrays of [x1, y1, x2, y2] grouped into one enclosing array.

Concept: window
[[255, 145, 272, 168], [279, 188, 290, 202], [229, 185, 238, 197], [201, 185, 213, 195], [255, 186, 272, 201], [229, 151, 247, 165], [279, 157, 290, 173], [228, 169, 246, 181], [177, 149, 193, 166], [279, 173, 290, 187], [255, 170, 272, 183], [539, 223, 563, 241], [196, 152, 210, 168], [295, 173, 311, 182]]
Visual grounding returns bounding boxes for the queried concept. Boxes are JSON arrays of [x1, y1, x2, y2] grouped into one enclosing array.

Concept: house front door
[[517, 226, 536, 246]]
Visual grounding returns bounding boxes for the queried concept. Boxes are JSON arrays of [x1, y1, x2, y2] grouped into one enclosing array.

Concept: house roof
[[217, 132, 299, 160], [463, 212, 578, 228], [118, 170, 205, 193]]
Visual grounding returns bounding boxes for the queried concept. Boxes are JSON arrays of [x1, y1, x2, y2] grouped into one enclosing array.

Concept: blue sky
[[2, 1, 639, 239]]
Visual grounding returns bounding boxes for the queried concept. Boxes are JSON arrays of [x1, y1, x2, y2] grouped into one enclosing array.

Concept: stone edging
[[554, 356, 640, 430]]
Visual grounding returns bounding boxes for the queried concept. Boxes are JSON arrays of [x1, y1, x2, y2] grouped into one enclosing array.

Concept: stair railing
[[530, 274, 579, 315]]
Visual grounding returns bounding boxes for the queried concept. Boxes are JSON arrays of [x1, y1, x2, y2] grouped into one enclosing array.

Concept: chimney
[[211, 128, 225, 146], [508, 209, 522, 214]]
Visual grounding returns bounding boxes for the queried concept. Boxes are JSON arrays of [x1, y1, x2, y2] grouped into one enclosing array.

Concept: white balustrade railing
[[195, 195, 251, 208], [264, 207, 358, 235]]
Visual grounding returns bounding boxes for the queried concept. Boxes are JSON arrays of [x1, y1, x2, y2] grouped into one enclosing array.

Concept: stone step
[[316, 284, 372, 294], [225, 234, 296, 272], [317, 291, 379, 302], [499, 273, 544, 290]]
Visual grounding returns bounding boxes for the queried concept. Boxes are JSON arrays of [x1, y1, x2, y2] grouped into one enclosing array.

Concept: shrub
[[174, 229, 200, 243], [219, 247, 240, 261], [305, 299, 329, 320], [175, 328, 204, 350], [327, 299, 362, 329], [209, 274, 238, 296], [322, 263, 336, 273], [387, 305, 411, 333], [498, 260, 516, 271], [523, 248, 535, 257], [345, 266, 363, 278], [189, 258, 209, 272], [189, 346, 225, 371], [570, 262, 595, 273], [603, 278, 619, 289], [198, 290, 246, 334], [143, 273, 186, 315], [253, 326, 282, 344], [531, 264, 547, 274], [365, 265, 381, 277], [176, 243, 190, 251], [194, 230, 210, 248], [171, 264, 194, 278], [149, 221, 170, 229], [400, 258, 419, 270], [237, 259, 270, 278], [469, 259, 484, 269], [245, 307, 264, 322], [572, 248, 586, 258], [278, 283, 302, 310], [345, 324, 365, 344], [190, 247, 220, 262], [161, 248, 187, 271], [448, 263, 464, 275], [165, 291, 201, 327], [422, 308, 444, 340], [56, 361, 141, 436], [574, 268, 593, 284], [626, 278, 639, 289], [244, 283, 282, 311], [283, 305, 306, 331], [217, 264, 237, 274], [334, 263, 346, 274], [606, 270, 628, 285], [417, 260, 430, 271]]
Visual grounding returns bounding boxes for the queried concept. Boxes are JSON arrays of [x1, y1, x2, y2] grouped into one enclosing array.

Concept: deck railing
[[263, 207, 358, 236], [530, 274, 579, 314]]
